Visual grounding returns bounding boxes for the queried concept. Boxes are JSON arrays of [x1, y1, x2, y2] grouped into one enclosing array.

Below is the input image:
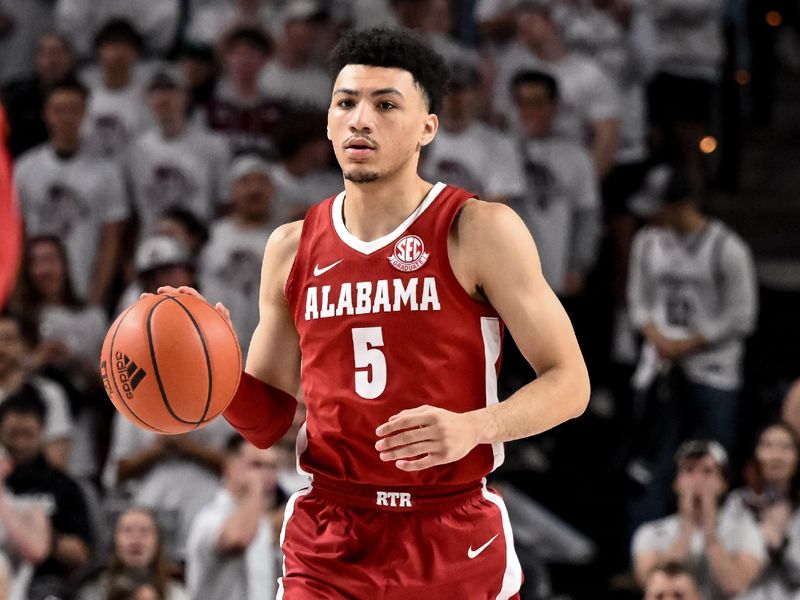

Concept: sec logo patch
[[389, 235, 429, 272]]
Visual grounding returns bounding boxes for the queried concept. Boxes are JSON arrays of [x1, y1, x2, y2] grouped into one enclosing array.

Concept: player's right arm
[[243, 221, 303, 396], [157, 221, 303, 449]]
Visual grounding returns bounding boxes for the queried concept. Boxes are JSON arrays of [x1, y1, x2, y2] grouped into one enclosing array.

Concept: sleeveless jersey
[[285, 183, 505, 487]]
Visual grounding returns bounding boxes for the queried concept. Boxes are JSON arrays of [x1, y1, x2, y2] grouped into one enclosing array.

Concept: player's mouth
[[344, 138, 377, 159]]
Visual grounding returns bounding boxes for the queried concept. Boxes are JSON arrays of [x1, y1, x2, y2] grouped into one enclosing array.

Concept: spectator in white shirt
[[13, 79, 128, 306], [633, 439, 765, 600], [127, 64, 230, 241], [186, 435, 284, 600], [493, 0, 621, 178], [422, 61, 525, 204], [80, 19, 153, 160]]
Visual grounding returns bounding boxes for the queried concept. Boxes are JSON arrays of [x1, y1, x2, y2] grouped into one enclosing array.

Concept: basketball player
[[154, 28, 590, 599]]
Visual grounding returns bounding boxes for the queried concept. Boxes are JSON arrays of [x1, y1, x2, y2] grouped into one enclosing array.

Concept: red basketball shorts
[[277, 476, 523, 599]]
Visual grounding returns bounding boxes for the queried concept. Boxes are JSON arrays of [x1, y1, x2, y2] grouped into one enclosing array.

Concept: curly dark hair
[[328, 28, 450, 114]]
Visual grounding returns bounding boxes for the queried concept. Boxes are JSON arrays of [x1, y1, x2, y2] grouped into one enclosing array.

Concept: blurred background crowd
[[0, 0, 799, 598]]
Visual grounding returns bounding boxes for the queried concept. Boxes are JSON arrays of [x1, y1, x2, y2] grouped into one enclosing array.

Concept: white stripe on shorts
[[276, 486, 312, 600], [482, 483, 523, 599]]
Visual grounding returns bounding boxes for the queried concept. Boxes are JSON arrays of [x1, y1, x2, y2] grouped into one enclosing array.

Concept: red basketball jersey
[[285, 182, 505, 487]]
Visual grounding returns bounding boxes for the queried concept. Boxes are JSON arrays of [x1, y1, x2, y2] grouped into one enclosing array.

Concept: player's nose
[[348, 101, 374, 133]]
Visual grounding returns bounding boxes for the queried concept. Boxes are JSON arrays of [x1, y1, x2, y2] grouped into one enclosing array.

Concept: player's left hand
[[375, 406, 480, 471]]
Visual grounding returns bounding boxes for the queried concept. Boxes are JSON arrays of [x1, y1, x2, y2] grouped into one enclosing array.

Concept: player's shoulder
[[266, 220, 304, 261], [455, 198, 527, 237]]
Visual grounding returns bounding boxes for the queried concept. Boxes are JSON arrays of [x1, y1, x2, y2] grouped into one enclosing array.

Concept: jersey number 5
[[352, 327, 386, 399]]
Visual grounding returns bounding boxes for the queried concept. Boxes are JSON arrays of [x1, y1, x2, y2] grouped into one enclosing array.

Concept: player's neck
[[342, 172, 433, 243]]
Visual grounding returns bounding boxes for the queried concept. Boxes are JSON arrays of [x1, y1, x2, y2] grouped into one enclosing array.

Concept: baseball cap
[[675, 439, 730, 474], [147, 65, 186, 91], [282, 0, 328, 23], [135, 235, 191, 274], [228, 154, 272, 186]]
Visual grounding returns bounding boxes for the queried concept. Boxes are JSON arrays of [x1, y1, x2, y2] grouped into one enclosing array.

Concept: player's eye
[[337, 99, 355, 109], [378, 101, 396, 110]]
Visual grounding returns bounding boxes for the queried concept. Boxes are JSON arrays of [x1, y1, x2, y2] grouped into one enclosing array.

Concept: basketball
[[100, 293, 242, 434]]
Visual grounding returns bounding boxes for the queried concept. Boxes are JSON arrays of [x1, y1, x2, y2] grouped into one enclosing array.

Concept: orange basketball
[[100, 293, 242, 434]]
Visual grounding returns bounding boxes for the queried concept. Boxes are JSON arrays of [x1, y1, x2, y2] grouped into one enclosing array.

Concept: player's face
[[115, 509, 159, 568], [328, 65, 438, 184], [645, 572, 701, 600], [515, 83, 557, 138], [44, 90, 85, 139], [756, 425, 798, 484], [36, 35, 72, 84], [29, 239, 67, 301]]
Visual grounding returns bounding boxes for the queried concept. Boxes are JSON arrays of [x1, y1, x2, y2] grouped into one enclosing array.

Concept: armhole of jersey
[[284, 204, 321, 307], [436, 195, 499, 317]]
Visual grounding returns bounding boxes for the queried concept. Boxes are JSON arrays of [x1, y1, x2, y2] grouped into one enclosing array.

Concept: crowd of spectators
[[0, 0, 795, 598]]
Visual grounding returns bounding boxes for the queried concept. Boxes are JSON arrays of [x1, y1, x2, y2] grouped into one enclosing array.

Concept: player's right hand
[[141, 286, 235, 332]]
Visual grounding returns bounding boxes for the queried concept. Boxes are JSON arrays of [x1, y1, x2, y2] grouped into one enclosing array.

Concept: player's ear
[[419, 113, 438, 148], [326, 125, 331, 141]]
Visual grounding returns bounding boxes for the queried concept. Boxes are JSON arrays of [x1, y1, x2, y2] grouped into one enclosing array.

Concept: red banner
[[0, 104, 22, 310]]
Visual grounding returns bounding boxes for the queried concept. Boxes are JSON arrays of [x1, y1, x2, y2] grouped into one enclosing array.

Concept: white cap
[[228, 154, 272, 187], [135, 235, 190, 273]]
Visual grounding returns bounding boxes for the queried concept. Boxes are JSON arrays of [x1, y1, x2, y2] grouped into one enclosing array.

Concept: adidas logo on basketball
[[114, 351, 147, 399]]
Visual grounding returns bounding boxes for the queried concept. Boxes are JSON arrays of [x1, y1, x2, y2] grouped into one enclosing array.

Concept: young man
[[186, 435, 283, 600], [632, 440, 764, 600], [13, 79, 128, 305], [157, 28, 589, 597], [643, 561, 704, 600], [126, 65, 230, 240]]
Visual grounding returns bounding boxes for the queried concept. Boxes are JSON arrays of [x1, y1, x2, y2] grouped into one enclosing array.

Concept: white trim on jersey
[[332, 181, 446, 255], [295, 421, 311, 480], [276, 487, 312, 599], [481, 317, 505, 471], [481, 483, 524, 600]]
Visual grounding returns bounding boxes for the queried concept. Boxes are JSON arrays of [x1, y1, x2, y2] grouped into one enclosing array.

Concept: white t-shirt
[[421, 121, 525, 201], [628, 220, 758, 390], [38, 305, 108, 366], [561, 2, 657, 163], [81, 65, 154, 159], [267, 162, 341, 224], [103, 413, 234, 559], [726, 489, 800, 600], [512, 136, 600, 296], [198, 218, 275, 348], [258, 60, 331, 111], [14, 145, 129, 298], [1, 495, 49, 600], [632, 500, 766, 600], [0, 375, 73, 443], [126, 125, 231, 239], [186, 489, 276, 600], [493, 42, 620, 143]]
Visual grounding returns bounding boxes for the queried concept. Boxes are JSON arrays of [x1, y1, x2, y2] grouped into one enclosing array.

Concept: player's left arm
[[376, 201, 590, 471]]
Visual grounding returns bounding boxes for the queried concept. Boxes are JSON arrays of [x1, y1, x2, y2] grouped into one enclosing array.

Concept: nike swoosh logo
[[467, 534, 499, 559], [313, 260, 343, 277]]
